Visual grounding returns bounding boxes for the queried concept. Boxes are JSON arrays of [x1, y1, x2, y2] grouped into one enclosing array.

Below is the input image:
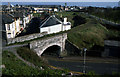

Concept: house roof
[[2, 13, 15, 24], [40, 15, 62, 28], [8, 12, 26, 18]]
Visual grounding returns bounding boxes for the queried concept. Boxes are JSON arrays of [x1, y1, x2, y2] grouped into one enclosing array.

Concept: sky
[[1, 0, 120, 2]]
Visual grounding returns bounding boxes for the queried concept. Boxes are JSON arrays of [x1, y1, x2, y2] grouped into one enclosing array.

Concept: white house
[[2, 14, 16, 39], [8, 13, 21, 35], [39, 15, 71, 34], [54, 8, 58, 12]]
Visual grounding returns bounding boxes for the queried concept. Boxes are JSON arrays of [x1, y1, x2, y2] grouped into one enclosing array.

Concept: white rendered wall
[[23, 18, 26, 28], [40, 24, 71, 34], [5, 22, 16, 38], [11, 22, 16, 38], [63, 25, 71, 31], [16, 19, 20, 32], [54, 8, 58, 12], [40, 24, 62, 34]]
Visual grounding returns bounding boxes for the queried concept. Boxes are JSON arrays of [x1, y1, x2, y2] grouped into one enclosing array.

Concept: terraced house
[[2, 13, 17, 39], [2, 12, 33, 40]]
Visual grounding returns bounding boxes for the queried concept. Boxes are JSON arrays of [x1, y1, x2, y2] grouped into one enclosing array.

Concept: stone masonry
[[7, 33, 47, 44], [30, 33, 67, 56]]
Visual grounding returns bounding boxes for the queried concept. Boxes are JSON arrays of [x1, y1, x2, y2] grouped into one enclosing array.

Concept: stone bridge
[[29, 33, 67, 56]]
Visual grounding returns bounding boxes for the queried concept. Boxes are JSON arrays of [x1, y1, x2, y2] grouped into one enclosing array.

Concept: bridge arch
[[33, 43, 62, 56], [30, 33, 67, 57], [41, 45, 61, 56]]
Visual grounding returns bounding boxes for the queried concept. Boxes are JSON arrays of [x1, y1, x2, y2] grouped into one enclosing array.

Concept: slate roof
[[8, 12, 25, 18], [40, 15, 62, 28], [2, 13, 14, 24]]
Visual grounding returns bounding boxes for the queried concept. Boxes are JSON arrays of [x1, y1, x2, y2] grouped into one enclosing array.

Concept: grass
[[2, 51, 41, 76], [17, 47, 47, 68], [67, 19, 108, 50], [2, 50, 68, 76]]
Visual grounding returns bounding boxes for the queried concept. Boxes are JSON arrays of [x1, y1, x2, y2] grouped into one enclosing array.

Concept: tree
[[72, 15, 86, 27]]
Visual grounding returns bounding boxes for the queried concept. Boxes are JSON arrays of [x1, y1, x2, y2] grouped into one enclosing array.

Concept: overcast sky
[[1, 0, 120, 2]]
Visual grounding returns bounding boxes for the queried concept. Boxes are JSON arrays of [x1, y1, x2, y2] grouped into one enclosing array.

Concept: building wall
[[54, 8, 58, 12], [63, 25, 71, 31], [25, 16, 30, 24], [15, 18, 20, 33], [5, 22, 16, 39], [40, 24, 71, 34], [40, 24, 62, 34], [23, 18, 26, 28]]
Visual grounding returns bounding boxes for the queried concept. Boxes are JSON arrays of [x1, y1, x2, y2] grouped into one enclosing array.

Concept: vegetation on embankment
[[68, 19, 108, 50], [2, 50, 68, 76], [17, 47, 47, 68], [56, 11, 120, 50], [2, 51, 40, 76]]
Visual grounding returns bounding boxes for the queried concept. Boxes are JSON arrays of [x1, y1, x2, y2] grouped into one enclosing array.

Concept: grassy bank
[[68, 19, 108, 50], [2, 50, 68, 76], [17, 47, 47, 68], [2, 51, 41, 76]]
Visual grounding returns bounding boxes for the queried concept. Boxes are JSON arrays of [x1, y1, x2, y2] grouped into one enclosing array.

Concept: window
[[7, 24, 10, 30], [8, 33, 11, 38]]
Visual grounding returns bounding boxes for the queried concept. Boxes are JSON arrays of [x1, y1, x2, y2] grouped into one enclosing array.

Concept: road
[[43, 55, 120, 75]]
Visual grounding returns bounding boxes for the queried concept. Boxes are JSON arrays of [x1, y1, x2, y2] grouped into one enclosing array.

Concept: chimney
[[64, 17, 67, 24]]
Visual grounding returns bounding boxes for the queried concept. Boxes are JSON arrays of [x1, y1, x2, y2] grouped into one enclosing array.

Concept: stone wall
[[65, 40, 81, 55], [7, 33, 47, 44], [30, 33, 67, 56]]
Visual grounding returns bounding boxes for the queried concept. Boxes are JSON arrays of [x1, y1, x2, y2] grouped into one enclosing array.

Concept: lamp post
[[83, 48, 87, 74]]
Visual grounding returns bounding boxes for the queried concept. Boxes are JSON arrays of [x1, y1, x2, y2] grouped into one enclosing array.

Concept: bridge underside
[[41, 45, 61, 56], [33, 43, 64, 57]]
